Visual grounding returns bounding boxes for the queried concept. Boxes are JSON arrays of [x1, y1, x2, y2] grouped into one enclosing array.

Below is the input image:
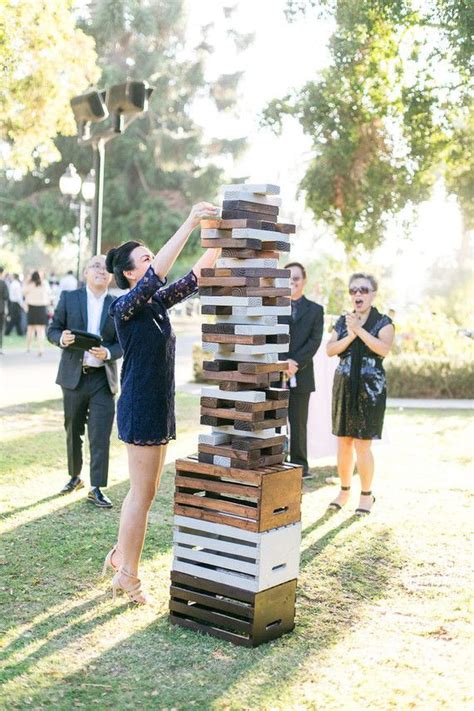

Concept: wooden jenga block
[[201, 219, 295, 234], [222, 200, 279, 216], [221, 209, 278, 222], [170, 573, 297, 647], [201, 267, 290, 278], [220, 183, 281, 195], [221, 249, 281, 259], [222, 191, 282, 207]]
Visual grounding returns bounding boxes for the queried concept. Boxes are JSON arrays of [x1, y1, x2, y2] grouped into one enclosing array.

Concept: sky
[[185, 0, 466, 310]]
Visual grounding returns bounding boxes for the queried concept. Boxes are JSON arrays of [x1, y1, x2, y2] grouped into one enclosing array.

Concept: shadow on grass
[[0, 399, 63, 418], [9, 528, 399, 710]]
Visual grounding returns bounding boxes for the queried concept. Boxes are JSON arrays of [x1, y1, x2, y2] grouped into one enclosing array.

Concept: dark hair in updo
[[30, 270, 42, 286], [105, 241, 142, 289]]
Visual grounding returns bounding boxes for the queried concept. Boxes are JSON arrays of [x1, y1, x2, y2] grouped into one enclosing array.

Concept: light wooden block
[[200, 296, 263, 307], [172, 515, 301, 593], [233, 325, 289, 335], [200, 387, 266, 403], [232, 306, 291, 316], [273, 279, 290, 288], [221, 183, 280, 195], [216, 259, 279, 269], [222, 192, 282, 207], [234, 344, 289, 354], [232, 228, 290, 243], [198, 432, 232, 445], [218, 315, 278, 325], [201, 229, 230, 239]]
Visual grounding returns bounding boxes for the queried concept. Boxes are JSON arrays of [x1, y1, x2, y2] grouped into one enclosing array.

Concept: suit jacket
[[279, 296, 324, 393], [47, 288, 122, 394]]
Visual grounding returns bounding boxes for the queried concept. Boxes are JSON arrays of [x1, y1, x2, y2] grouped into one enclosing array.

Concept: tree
[[0, 0, 99, 171], [1, 0, 249, 273], [263, 0, 473, 252]]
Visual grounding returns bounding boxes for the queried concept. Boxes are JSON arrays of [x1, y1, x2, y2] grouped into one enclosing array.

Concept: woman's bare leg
[[115, 443, 168, 577], [36, 325, 45, 355], [354, 439, 375, 511], [26, 325, 34, 351], [330, 436, 354, 507]]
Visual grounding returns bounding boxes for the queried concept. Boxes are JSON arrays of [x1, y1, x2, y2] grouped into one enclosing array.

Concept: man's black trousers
[[288, 390, 311, 474], [62, 368, 115, 487]]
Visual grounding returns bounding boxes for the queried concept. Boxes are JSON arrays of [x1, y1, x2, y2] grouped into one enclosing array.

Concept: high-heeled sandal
[[111, 567, 148, 605], [102, 546, 119, 576], [328, 485, 351, 510], [355, 490, 376, 515]]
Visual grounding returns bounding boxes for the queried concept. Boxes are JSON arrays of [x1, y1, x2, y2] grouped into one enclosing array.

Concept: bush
[[386, 354, 474, 399], [192, 342, 206, 383]]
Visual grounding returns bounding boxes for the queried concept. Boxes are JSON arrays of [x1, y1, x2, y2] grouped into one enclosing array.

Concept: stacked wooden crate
[[169, 184, 303, 647]]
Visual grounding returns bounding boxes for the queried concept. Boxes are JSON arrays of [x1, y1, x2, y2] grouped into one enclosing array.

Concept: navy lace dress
[[332, 312, 393, 440], [110, 266, 198, 445]]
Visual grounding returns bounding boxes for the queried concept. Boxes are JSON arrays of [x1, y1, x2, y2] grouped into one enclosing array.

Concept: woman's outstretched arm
[[151, 202, 218, 281], [192, 248, 221, 279]]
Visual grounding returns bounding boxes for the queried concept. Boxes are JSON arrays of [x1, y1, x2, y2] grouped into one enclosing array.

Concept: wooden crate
[[171, 514, 301, 592], [174, 457, 302, 532], [170, 572, 297, 647]]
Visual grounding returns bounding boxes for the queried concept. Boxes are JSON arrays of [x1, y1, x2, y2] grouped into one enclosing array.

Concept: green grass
[[0, 399, 473, 710]]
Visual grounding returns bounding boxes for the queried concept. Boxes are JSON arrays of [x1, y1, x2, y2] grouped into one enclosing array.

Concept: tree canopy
[[0, 0, 99, 171], [1, 0, 249, 272], [263, 0, 473, 251]]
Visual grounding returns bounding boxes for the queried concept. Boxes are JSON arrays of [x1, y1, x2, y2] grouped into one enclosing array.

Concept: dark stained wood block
[[201, 268, 290, 278], [201, 219, 296, 234], [201, 237, 261, 249], [173, 457, 302, 532], [222, 200, 279, 216], [222, 209, 278, 222], [169, 573, 296, 647]]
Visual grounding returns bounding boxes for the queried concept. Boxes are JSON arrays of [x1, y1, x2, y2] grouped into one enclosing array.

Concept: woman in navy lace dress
[[103, 202, 219, 603], [326, 273, 394, 516]]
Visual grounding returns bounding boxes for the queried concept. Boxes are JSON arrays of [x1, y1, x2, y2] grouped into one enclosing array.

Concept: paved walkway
[[1, 322, 472, 411]]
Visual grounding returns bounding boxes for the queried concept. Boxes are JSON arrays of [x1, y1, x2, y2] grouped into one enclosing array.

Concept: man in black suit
[[280, 262, 324, 479], [48, 255, 122, 507]]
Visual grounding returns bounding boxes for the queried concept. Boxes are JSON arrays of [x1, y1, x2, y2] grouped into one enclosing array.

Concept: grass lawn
[[0, 396, 472, 710]]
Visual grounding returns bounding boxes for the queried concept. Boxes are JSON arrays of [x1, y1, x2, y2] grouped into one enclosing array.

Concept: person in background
[[59, 270, 78, 294], [23, 271, 51, 356], [5, 274, 24, 336], [0, 267, 8, 354], [103, 201, 219, 605], [326, 273, 395, 515], [47, 255, 122, 508], [280, 262, 324, 479]]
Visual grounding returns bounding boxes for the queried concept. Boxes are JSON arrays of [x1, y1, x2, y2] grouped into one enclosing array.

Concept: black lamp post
[[59, 164, 96, 279], [70, 82, 153, 256]]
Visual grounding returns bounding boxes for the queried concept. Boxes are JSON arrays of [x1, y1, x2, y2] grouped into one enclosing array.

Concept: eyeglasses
[[349, 286, 372, 295], [89, 263, 107, 272]]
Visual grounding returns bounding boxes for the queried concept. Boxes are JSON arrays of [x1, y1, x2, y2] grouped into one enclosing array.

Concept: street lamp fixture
[[59, 164, 96, 280], [70, 80, 153, 255]]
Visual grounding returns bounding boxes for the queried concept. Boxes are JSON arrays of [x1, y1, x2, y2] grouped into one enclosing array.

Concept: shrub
[[386, 354, 474, 399], [192, 343, 206, 383]]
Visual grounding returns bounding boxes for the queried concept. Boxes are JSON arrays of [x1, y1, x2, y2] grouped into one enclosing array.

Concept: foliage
[[424, 258, 474, 328], [192, 342, 206, 382], [0, 0, 99, 172], [386, 353, 474, 398], [393, 303, 474, 356], [264, 0, 473, 252], [0, 0, 250, 262]]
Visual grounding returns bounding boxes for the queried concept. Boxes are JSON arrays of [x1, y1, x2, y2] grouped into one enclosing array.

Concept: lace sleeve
[[334, 315, 347, 339], [156, 270, 198, 310], [110, 266, 166, 321]]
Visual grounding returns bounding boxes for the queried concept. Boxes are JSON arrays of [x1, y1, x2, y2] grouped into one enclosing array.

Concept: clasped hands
[[286, 358, 299, 377], [345, 313, 362, 338]]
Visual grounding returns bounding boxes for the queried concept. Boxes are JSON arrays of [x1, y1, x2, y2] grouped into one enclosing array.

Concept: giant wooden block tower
[[169, 184, 303, 647]]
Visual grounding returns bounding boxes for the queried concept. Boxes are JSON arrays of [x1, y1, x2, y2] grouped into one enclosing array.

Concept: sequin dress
[[332, 312, 393, 440], [110, 266, 198, 445]]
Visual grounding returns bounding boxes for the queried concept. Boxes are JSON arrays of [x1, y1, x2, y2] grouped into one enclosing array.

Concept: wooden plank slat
[[174, 492, 258, 519]]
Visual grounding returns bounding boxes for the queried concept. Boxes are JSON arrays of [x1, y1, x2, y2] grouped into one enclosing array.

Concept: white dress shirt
[[8, 279, 23, 304], [83, 287, 109, 367]]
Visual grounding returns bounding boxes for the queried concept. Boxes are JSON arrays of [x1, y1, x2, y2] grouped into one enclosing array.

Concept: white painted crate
[[172, 515, 301, 593]]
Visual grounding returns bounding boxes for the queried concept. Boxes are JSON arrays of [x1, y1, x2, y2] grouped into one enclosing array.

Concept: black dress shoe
[[87, 487, 113, 509], [60, 476, 84, 494], [302, 471, 314, 480]]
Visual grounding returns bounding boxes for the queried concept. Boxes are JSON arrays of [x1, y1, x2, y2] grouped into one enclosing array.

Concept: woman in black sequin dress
[[103, 201, 219, 603], [326, 273, 394, 515]]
